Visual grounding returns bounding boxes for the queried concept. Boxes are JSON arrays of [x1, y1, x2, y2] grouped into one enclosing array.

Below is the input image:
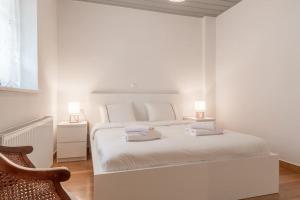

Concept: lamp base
[[69, 115, 80, 123], [196, 112, 205, 119]]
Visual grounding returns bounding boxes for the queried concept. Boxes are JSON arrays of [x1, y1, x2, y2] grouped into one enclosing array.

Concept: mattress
[[92, 121, 270, 172]]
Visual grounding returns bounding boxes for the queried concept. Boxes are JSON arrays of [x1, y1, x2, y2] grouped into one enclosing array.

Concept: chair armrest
[[0, 154, 70, 182], [0, 145, 33, 154]]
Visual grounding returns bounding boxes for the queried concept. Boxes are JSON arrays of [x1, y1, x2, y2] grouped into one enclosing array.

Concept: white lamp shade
[[68, 102, 80, 114], [194, 101, 206, 112]]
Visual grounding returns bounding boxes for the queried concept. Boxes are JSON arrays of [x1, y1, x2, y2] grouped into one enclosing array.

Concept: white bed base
[[90, 134, 279, 200], [88, 93, 279, 200]]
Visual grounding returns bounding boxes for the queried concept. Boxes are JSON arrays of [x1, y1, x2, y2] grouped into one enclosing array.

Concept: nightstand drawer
[[57, 125, 87, 142], [57, 142, 86, 159]]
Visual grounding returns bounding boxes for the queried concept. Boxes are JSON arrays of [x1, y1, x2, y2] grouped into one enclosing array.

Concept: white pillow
[[99, 105, 109, 123], [99, 103, 136, 123], [145, 103, 176, 121], [172, 103, 182, 120]]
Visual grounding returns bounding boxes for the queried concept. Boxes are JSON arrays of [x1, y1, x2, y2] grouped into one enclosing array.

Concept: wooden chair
[[0, 146, 35, 168], [0, 146, 73, 200]]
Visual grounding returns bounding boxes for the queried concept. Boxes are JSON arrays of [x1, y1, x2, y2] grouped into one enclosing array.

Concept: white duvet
[[92, 121, 270, 172]]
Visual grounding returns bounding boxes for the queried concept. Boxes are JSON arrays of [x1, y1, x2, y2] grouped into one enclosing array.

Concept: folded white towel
[[190, 122, 214, 130], [125, 130, 149, 135], [186, 128, 223, 136], [125, 125, 153, 133], [126, 130, 161, 142]]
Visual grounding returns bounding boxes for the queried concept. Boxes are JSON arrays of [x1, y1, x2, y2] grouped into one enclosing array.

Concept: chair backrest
[[0, 146, 35, 168], [0, 153, 72, 200]]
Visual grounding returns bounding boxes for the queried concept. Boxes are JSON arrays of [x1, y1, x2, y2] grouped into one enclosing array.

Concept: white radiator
[[0, 117, 54, 168]]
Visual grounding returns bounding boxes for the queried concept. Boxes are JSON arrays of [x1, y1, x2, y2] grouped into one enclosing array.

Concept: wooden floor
[[54, 159, 300, 200], [54, 158, 94, 200]]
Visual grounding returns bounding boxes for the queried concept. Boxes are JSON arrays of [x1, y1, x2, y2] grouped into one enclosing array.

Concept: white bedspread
[[92, 121, 270, 172]]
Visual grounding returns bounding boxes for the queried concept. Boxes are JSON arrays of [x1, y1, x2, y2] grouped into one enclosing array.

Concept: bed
[[88, 93, 279, 200]]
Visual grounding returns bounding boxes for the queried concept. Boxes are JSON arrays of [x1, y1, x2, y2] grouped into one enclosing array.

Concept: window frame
[[0, 86, 39, 93], [0, 0, 39, 93]]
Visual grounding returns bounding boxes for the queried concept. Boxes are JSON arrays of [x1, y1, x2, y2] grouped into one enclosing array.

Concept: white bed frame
[[88, 93, 279, 200]]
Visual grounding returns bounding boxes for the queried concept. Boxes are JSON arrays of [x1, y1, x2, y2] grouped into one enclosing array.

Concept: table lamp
[[194, 101, 206, 119], [68, 102, 80, 123]]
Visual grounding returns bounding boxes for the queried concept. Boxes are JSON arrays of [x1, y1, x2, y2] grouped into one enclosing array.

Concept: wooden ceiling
[[75, 0, 242, 18]]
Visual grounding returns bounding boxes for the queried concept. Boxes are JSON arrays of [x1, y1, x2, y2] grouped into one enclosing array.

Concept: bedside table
[[183, 117, 216, 130], [57, 121, 88, 163]]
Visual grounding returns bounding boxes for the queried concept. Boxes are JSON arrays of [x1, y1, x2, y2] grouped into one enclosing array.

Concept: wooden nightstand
[[57, 121, 88, 163]]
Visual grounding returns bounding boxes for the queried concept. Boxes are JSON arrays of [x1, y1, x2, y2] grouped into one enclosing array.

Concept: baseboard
[[280, 160, 300, 173], [57, 156, 87, 163]]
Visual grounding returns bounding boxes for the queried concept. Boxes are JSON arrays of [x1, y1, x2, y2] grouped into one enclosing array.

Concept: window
[[0, 0, 38, 91]]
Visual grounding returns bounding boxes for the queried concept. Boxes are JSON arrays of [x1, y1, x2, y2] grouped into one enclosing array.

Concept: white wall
[[0, 0, 58, 131], [57, 0, 207, 121], [203, 17, 216, 117], [216, 0, 300, 165]]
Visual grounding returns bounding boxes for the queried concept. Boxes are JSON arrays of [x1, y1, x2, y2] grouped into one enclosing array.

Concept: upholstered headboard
[[86, 92, 183, 127]]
